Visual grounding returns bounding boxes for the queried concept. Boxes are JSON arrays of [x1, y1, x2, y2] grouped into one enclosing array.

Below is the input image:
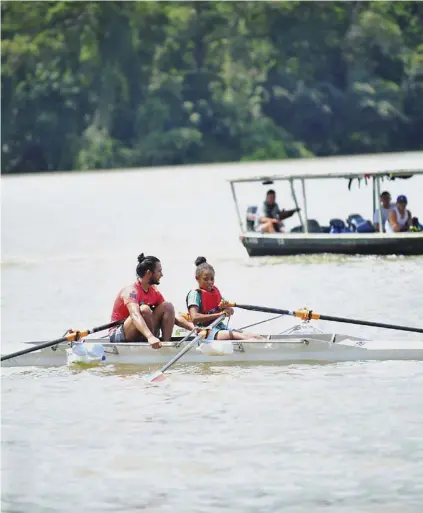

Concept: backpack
[[329, 218, 351, 234], [347, 214, 375, 233]]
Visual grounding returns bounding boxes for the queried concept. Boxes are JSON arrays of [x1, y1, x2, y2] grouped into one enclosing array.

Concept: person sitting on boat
[[255, 189, 300, 233], [186, 257, 264, 341], [110, 253, 194, 348], [385, 195, 412, 233], [373, 191, 395, 232]]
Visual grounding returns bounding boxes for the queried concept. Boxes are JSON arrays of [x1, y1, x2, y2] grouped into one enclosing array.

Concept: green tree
[[2, 1, 422, 174]]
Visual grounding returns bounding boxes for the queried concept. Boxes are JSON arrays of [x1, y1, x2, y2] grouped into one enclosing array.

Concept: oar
[[1, 319, 125, 362], [144, 314, 226, 383], [221, 302, 423, 334]]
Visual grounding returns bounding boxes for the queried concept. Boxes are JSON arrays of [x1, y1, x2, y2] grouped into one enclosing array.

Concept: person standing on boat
[[110, 254, 194, 348], [373, 191, 395, 232], [255, 189, 300, 233], [186, 257, 264, 341], [385, 195, 412, 233]]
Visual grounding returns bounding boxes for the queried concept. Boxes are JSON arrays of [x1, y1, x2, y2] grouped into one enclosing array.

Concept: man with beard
[[109, 253, 194, 348]]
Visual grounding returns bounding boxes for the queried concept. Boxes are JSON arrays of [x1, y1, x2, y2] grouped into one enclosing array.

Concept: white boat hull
[[2, 332, 423, 368]]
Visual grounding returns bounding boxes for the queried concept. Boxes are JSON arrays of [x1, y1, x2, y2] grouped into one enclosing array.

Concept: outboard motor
[[246, 206, 258, 231], [329, 218, 351, 234], [347, 214, 375, 233]]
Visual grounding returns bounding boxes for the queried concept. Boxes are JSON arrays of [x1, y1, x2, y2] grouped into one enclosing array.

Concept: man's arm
[[279, 208, 300, 221]]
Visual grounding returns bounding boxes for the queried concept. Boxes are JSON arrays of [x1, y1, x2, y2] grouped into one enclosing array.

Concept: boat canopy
[[227, 151, 423, 235], [228, 151, 423, 184]]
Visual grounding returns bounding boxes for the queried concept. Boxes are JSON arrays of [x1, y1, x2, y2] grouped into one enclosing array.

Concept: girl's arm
[[175, 313, 195, 330], [188, 305, 229, 326]]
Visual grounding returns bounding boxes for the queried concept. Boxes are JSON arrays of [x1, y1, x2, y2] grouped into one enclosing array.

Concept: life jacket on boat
[[186, 287, 223, 315], [410, 217, 423, 232], [199, 287, 223, 314], [264, 202, 279, 220], [185, 287, 225, 337], [329, 218, 352, 234], [347, 214, 375, 233]]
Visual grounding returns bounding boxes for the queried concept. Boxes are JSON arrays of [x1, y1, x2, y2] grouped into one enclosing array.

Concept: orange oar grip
[[220, 301, 236, 308], [65, 329, 90, 342], [294, 310, 321, 321]]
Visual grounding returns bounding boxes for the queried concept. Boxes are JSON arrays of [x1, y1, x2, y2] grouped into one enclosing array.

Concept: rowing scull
[[2, 324, 423, 368]]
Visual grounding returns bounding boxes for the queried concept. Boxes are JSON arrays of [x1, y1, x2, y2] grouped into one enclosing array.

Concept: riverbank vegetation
[[2, 1, 422, 173]]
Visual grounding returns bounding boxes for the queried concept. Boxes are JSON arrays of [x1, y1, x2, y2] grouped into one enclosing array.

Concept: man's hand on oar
[[1, 319, 126, 362], [144, 314, 226, 384], [220, 301, 423, 334]]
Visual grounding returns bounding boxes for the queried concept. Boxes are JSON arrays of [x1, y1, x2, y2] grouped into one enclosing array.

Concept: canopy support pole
[[289, 179, 305, 232], [375, 176, 383, 233], [230, 182, 244, 233], [372, 177, 376, 220], [300, 178, 309, 233]]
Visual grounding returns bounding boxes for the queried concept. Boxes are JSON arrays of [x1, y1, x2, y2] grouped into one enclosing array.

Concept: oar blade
[[142, 315, 226, 383], [143, 370, 166, 383]]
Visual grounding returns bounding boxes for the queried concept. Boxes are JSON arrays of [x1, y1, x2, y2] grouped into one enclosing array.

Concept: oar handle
[[221, 302, 292, 317], [158, 315, 226, 374], [1, 319, 125, 362], [222, 302, 423, 334]]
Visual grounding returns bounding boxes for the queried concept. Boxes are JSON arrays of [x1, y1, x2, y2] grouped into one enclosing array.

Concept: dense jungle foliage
[[2, 1, 423, 173]]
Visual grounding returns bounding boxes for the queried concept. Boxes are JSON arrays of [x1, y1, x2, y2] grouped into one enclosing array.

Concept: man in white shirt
[[373, 191, 395, 232]]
